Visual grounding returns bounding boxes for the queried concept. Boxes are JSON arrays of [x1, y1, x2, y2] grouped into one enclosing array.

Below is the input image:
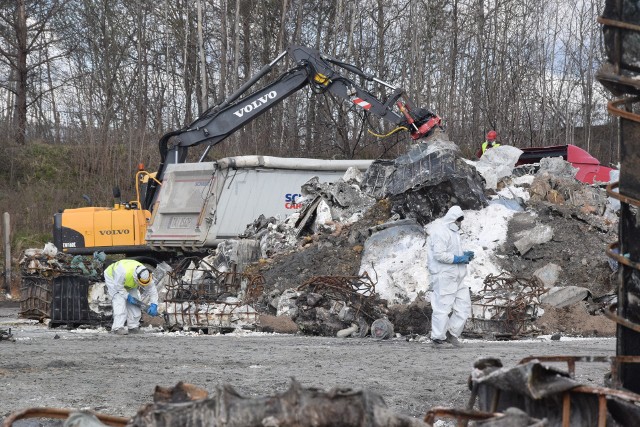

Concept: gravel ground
[[0, 303, 616, 425]]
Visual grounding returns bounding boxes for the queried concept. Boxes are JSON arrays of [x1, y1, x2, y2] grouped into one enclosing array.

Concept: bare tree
[[0, 0, 70, 145]]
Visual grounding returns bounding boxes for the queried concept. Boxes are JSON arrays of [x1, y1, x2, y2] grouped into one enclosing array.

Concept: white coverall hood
[[441, 205, 464, 228]]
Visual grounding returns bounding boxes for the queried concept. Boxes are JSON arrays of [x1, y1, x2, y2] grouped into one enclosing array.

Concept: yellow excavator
[[52, 168, 158, 257]]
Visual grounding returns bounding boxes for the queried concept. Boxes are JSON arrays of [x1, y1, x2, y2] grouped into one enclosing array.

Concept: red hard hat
[[487, 130, 497, 141]]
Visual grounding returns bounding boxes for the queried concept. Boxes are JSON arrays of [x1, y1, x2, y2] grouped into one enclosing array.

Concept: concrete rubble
[[18, 131, 619, 340], [540, 285, 592, 308]]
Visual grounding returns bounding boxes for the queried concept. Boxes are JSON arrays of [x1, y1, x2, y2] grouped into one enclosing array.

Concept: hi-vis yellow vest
[[482, 141, 500, 153], [105, 259, 143, 289]]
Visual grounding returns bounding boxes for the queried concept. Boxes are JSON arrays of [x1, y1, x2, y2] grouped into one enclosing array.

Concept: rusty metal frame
[[468, 273, 545, 338], [562, 386, 640, 427], [598, 16, 640, 34], [606, 302, 640, 334], [608, 97, 640, 123], [511, 357, 640, 426], [163, 257, 264, 329], [607, 182, 640, 207], [602, 77, 640, 389], [2, 407, 129, 427], [19, 276, 52, 320]]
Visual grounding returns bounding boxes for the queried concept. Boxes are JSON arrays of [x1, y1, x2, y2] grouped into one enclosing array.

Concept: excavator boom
[[144, 45, 440, 210]]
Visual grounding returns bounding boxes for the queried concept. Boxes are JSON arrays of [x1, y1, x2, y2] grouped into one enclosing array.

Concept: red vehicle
[[477, 144, 616, 184], [516, 144, 615, 184]]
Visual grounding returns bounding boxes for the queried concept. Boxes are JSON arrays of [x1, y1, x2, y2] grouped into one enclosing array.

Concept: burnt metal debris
[[19, 247, 106, 323], [292, 273, 388, 337], [362, 135, 488, 225], [598, 2, 640, 395], [163, 256, 265, 332], [463, 357, 640, 427], [19, 276, 51, 321], [297, 273, 377, 307], [466, 273, 546, 339], [125, 378, 426, 427]]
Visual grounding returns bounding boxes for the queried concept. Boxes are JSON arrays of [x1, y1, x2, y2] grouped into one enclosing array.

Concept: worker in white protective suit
[[104, 259, 159, 335], [426, 205, 474, 348]]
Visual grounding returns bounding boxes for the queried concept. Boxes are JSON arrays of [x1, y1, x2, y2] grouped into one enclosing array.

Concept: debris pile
[[267, 273, 387, 337], [362, 134, 488, 224], [3, 380, 425, 427], [127, 379, 427, 427], [16, 132, 620, 339], [19, 243, 105, 279], [237, 135, 618, 339]]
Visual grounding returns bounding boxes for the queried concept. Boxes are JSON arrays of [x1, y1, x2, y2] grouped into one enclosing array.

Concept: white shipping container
[[145, 156, 373, 249]]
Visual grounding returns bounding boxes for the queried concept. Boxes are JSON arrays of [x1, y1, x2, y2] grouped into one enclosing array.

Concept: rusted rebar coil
[[598, 16, 640, 33], [606, 241, 640, 272]]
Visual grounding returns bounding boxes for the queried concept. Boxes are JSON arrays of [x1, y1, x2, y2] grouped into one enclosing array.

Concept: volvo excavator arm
[[144, 45, 440, 210]]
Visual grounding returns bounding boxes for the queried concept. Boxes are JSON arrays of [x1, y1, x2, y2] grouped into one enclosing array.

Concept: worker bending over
[[104, 259, 159, 335], [426, 205, 474, 348]]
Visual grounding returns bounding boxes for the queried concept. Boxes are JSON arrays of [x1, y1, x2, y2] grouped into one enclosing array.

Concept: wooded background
[[0, 0, 616, 251]]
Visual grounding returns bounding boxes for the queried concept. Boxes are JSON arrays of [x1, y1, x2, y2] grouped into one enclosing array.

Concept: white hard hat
[[134, 265, 152, 286]]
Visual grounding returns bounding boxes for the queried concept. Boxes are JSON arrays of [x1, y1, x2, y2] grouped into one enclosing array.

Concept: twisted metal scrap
[[163, 256, 264, 328], [296, 272, 379, 321], [474, 273, 546, 336], [166, 257, 264, 303]]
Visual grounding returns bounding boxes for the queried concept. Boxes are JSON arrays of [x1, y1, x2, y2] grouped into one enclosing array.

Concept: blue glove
[[126, 294, 137, 305], [453, 254, 470, 264], [147, 303, 158, 317], [464, 251, 475, 260]]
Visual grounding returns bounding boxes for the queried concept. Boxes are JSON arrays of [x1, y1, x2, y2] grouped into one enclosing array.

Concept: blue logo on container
[[285, 193, 302, 209]]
